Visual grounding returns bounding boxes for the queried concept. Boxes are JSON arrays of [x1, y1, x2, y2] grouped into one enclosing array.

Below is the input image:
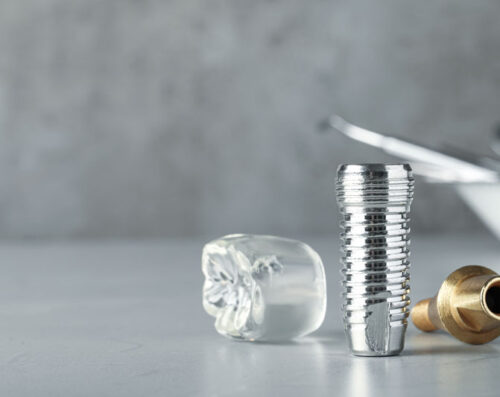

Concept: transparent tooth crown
[[336, 164, 414, 356], [202, 234, 327, 342]]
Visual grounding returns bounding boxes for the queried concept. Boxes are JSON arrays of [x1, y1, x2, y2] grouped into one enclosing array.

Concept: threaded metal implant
[[336, 164, 414, 356]]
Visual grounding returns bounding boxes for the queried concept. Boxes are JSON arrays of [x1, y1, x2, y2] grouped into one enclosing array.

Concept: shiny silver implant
[[336, 164, 414, 356]]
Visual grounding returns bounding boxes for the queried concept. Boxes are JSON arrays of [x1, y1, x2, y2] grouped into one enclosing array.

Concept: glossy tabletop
[[0, 234, 499, 396]]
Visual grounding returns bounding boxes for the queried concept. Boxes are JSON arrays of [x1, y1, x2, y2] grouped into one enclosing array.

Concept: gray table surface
[[0, 234, 499, 396]]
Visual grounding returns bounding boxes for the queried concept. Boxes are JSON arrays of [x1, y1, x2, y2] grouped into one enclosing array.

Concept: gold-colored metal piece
[[411, 265, 500, 344]]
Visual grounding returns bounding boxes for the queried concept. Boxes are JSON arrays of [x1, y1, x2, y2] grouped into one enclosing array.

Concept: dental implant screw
[[336, 164, 414, 356]]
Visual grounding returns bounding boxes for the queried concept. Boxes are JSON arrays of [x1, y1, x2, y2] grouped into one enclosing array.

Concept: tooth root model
[[412, 265, 500, 344], [336, 164, 414, 356]]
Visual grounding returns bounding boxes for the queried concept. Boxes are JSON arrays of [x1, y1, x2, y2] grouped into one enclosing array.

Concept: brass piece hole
[[485, 286, 500, 315]]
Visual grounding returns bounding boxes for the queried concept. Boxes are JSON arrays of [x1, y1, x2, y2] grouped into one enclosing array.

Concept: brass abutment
[[411, 265, 500, 344]]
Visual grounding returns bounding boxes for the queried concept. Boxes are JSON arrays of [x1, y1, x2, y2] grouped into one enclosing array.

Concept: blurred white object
[[456, 184, 500, 240], [325, 115, 500, 240], [492, 126, 500, 157], [202, 234, 326, 341]]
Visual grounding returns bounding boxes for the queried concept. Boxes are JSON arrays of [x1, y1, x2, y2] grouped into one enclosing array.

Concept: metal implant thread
[[336, 164, 414, 356]]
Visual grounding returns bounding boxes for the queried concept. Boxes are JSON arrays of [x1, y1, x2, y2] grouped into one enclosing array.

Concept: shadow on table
[[301, 328, 500, 356], [405, 332, 500, 356], [238, 328, 345, 346]]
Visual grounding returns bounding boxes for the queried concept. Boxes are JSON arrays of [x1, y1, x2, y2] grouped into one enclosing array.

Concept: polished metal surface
[[336, 164, 414, 356], [326, 115, 500, 183]]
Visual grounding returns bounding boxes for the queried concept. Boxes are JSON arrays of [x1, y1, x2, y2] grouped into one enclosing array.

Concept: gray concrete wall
[[0, 0, 498, 238]]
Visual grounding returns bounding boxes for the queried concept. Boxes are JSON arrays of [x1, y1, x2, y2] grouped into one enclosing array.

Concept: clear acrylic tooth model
[[202, 234, 327, 341]]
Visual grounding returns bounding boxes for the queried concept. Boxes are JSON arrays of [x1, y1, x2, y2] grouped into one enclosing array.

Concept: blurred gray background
[[0, 0, 498, 239]]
